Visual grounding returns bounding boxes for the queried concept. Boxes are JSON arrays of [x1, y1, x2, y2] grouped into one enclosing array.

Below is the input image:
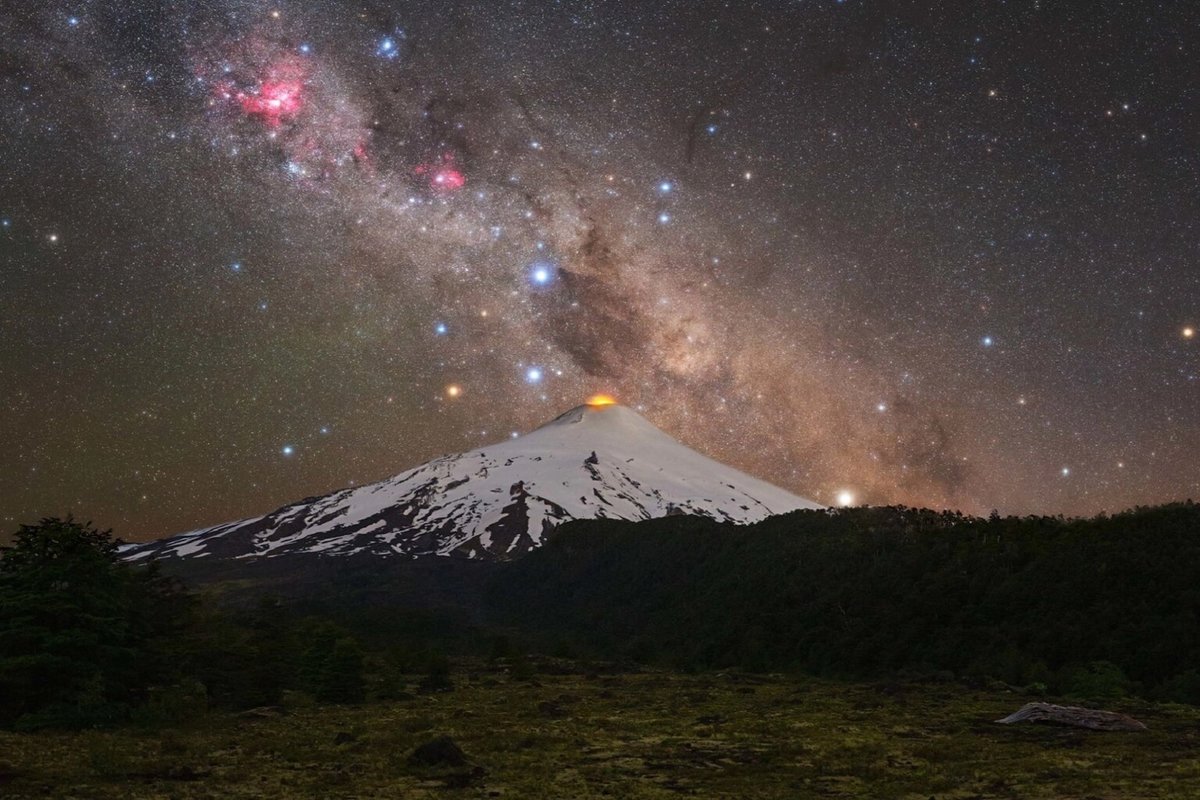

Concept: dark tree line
[[4, 503, 1200, 729], [0, 518, 194, 728], [0, 518, 370, 729], [491, 502, 1200, 701]]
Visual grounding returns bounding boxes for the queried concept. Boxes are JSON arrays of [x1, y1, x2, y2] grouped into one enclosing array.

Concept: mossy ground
[[3, 667, 1198, 799]]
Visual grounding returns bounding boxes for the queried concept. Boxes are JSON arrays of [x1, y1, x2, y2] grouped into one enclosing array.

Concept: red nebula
[[415, 153, 466, 192], [238, 80, 303, 126], [431, 167, 465, 190]]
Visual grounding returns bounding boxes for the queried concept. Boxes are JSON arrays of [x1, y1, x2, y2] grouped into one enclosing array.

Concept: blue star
[[376, 37, 399, 59], [657, 212, 672, 224], [281, 445, 295, 457], [525, 366, 544, 384], [299, 43, 313, 55], [658, 181, 673, 193], [528, 261, 555, 286], [981, 335, 994, 347], [67, 16, 80, 27], [706, 124, 718, 135], [434, 321, 448, 335], [230, 261, 242, 273]]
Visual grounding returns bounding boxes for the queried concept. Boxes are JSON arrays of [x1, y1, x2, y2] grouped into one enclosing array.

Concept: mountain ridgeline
[[102, 400, 1200, 701], [485, 503, 1200, 699], [120, 403, 817, 563]]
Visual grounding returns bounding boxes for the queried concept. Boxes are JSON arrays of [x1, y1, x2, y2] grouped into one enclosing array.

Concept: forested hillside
[[5, 504, 1199, 731], [491, 503, 1200, 700]]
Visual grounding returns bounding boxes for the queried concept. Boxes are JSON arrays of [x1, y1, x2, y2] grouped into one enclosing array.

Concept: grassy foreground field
[[2, 668, 1198, 799]]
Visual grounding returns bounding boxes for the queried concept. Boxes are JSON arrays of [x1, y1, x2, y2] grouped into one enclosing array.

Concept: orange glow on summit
[[586, 394, 617, 407]]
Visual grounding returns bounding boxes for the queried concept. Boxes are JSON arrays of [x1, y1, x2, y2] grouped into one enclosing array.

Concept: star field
[[1, 1, 1197, 539]]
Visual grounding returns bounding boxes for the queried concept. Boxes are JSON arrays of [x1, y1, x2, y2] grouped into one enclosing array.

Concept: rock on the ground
[[995, 702, 1147, 731], [408, 736, 468, 768], [236, 706, 287, 720]]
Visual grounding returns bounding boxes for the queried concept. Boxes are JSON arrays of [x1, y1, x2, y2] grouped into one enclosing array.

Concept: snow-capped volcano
[[121, 402, 820, 562]]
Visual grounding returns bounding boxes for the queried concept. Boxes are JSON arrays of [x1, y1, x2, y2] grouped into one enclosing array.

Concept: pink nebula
[[238, 80, 303, 126], [431, 167, 465, 190], [415, 153, 466, 192]]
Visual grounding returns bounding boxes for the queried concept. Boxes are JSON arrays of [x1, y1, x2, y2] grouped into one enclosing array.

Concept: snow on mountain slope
[[120, 402, 821, 562]]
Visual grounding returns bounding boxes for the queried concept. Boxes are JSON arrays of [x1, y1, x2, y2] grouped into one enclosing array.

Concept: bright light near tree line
[[835, 490, 856, 507], [586, 394, 617, 407]]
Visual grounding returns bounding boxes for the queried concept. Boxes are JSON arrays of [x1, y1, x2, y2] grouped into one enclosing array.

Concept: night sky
[[2, 1, 1197, 540]]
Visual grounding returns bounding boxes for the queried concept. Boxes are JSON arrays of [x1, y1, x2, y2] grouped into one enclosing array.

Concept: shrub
[[1157, 670, 1200, 706], [1067, 661, 1129, 701], [419, 652, 454, 692]]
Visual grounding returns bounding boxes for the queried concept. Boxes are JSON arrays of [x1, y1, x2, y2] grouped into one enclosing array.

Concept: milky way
[[2, 1, 1198, 539]]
